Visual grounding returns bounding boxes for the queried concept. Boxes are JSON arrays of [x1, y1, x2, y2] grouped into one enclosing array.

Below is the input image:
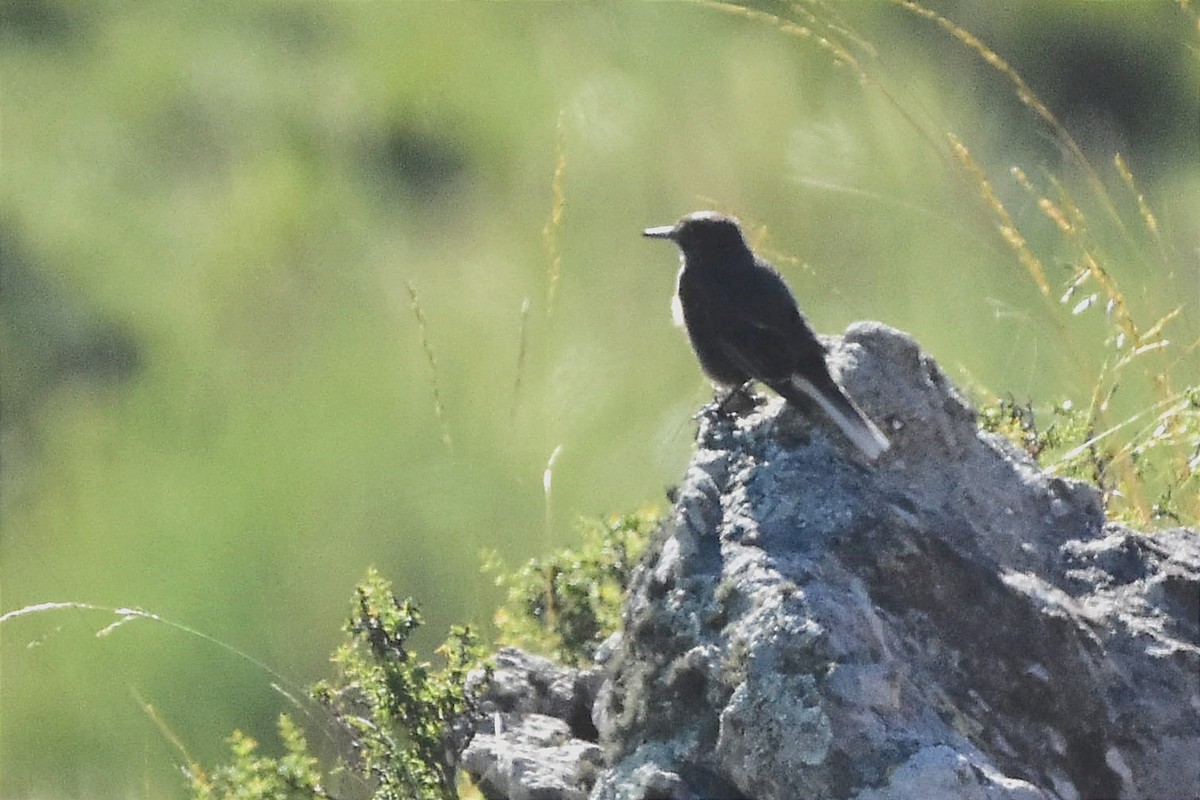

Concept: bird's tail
[[782, 374, 890, 460]]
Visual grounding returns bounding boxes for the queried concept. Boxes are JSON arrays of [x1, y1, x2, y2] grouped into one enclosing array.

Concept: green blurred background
[[1, 2, 1196, 797]]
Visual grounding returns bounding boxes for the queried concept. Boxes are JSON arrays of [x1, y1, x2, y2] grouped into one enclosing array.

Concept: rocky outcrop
[[464, 648, 607, 800], [465, 323, 1200, 800]]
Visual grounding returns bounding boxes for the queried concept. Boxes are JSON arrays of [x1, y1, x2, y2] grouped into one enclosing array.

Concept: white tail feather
[[790, 376, 890, 460]]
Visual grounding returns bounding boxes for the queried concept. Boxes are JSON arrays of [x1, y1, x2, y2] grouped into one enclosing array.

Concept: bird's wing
[[712, 263, 827, 384], [709, 260, 891, 459]]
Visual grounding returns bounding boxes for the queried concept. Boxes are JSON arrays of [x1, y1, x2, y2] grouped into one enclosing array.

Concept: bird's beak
[[642, 225, 675, 240]]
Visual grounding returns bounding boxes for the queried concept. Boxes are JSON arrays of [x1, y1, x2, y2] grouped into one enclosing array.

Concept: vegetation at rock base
[[978, 370, 1199, 527], [189, 569, 486, 800], [485, 511, 658, 667]]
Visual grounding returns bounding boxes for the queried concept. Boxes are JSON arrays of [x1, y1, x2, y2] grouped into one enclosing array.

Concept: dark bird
[[643, 210, 890, 460]]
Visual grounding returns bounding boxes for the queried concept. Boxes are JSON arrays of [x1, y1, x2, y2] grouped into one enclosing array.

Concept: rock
[[464, 714, 604, 800], [468, 647, 604, 741], [467, 323, 1200, 800], [463, 648, 606, 800]]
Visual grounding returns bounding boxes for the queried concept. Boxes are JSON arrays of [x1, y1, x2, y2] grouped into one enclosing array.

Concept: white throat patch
[[672, 265, 686, 327]]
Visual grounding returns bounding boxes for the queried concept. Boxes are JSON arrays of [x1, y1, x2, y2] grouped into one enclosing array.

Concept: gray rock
[[465, 713, 604, 800], [468, 647, 604, 740], [463, 648, 606, 799], [468, 323, 1200, 800]]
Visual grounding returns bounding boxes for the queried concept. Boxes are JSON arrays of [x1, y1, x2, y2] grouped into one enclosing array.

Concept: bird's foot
[[698, 381, 762, 419]]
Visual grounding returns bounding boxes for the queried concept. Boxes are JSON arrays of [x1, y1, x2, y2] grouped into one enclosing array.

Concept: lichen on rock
[[466, 323, 1200, 800]]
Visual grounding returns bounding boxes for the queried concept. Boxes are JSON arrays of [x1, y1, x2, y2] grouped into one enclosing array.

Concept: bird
[[643, 210, 890, 460]]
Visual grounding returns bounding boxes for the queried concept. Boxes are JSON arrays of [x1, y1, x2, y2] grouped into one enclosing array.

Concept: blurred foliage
[[2, 1, 1198, 797], [980, 388, 1200, 526], [191, 716, 327, 800], [486, 510, 657, 667], [194, 510, 649, 799], [191, 570, 485, 800]]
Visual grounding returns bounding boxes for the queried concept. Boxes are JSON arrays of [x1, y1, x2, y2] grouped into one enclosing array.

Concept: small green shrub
[[190, 716, 327, 800], [189, 569, 486, 800], [485, 510, 658, 667], [979, 391, 1199, 526]]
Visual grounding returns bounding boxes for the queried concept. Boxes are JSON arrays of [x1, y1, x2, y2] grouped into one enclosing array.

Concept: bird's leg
[[711, 380, 759, 417], [695, 383, 746, 420]]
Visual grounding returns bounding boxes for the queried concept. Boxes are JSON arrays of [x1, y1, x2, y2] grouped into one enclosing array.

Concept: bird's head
[[643, 211, 751, 263]]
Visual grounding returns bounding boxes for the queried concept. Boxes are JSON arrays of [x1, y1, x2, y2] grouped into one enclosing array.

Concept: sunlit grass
[[405, 280, 454, 454], [784, 0, 1200, 525]]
